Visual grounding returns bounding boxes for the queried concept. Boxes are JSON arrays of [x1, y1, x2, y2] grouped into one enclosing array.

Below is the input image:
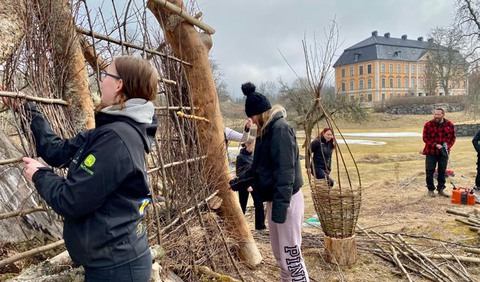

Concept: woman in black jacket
[[234, 138, 266, 230], [5, 56, 158, 282], [310, 127, 335, 187], [231, 82, 309, 281]]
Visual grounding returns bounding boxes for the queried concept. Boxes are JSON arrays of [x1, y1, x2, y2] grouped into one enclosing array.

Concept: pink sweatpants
[[266, 190, 309, 282]]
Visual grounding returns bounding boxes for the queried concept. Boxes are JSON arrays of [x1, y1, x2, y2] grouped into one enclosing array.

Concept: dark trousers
[[84, 250, 152, 282], [239, 189, 266, 230], [476, 155, 480, 187], [425, 154, 448, 191]]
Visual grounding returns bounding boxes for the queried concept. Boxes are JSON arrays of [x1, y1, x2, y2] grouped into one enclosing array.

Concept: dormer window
[[354, 53, 360, 62], [394, 51, 402, 58]]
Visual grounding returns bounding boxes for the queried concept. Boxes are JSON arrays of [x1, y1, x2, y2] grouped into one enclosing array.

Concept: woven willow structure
[[310, 178, 361, 239]]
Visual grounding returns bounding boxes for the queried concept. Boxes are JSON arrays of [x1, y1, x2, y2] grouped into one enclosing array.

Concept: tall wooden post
[[42, 0, 95, 130], [147, 0, 262, 267]]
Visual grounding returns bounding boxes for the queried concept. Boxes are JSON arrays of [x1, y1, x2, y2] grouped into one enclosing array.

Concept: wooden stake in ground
[[147, 0, 262, 267]]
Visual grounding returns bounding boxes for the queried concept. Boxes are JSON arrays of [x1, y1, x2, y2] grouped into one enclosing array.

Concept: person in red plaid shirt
[[422, 108, 456, 198]]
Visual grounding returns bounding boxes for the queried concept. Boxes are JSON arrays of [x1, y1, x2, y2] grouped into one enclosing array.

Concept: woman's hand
[[23, 157, 46, 181]]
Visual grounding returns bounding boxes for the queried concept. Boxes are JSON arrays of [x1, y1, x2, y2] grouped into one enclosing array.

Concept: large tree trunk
[[147, 0, 262, 267], [41, 0, 94, 130], [0, 0, 25, 64], [0, 130, 63, 242]]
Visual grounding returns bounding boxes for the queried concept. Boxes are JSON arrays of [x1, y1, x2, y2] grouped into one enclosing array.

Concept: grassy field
[[229, 111, 480, 281]]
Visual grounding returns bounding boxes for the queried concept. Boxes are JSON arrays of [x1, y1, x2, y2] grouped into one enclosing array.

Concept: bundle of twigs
[[300, 226, 480, 282]]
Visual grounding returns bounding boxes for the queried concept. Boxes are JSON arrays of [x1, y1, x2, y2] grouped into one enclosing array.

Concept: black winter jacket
[[232, 147, 253, 192], [29, 103, 157, 268], [249, 112, 303, 223], [310, 136, 333, 179], [473, 130, 480, 156]]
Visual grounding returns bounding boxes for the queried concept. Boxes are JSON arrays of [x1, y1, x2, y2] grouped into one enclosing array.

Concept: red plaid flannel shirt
[[422, 119, 456, 155]]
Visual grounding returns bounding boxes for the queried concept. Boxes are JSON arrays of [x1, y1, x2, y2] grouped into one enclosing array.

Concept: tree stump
[[324, 235, 357, 265]]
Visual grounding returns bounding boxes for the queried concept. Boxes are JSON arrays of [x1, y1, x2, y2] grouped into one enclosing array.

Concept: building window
[[367, 64, 372, 74], [360, 94, 365, 102], [381, 78, 386, 88], [359, 79, 364, 90], [404, 64, 408, 74], [350, 67, 354, 76], [411, 78, 416, 87], [404, 77, 409, 88], [419, 78, 424, 88], [419, 65, 424, 74], [389, 77, 393, 88], [350, 80, 354, 90], [381, 63, 385, 73], [359, 65, 364, 75], [341, 68, 345, 78], [342, 82, 346, 91], [389, 64, 393, 73], [397, 77, 401, 88], [411, 65, 416, 74], [367, 94, 373, 102], [367, 78, 372, 89], [382, 93, 386, 100], [390, 93, 394, 99], [397, 93, 401, 98], [350, 95, 354, 102], [397, 64, 401, 73]]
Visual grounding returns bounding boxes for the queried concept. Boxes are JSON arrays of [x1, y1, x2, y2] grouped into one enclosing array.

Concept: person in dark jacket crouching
[[230, 82, 309, 282], [310, 127, 335, 187], [4, 56, 158, 282]]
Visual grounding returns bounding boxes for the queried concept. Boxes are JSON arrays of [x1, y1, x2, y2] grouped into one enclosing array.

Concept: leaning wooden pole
[[147, 0, 262, 267], [41, 0, 95, 130]]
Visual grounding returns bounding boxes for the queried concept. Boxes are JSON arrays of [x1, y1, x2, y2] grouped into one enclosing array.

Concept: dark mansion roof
[[333, 31, 444, 67]]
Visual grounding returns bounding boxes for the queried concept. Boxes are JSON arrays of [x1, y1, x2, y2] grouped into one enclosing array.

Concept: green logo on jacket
[[84, 154, 96, 167], [80, 154, 96, 175]]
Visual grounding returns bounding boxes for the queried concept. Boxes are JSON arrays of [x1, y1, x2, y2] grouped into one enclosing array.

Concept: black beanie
[[241, 82, 272, 117]]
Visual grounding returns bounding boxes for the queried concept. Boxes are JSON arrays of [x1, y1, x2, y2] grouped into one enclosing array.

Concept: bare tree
[[425, 26, 469, 96], [210, 58, 230, 102]]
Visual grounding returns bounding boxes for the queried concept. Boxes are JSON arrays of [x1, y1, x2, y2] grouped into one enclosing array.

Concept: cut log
[[207, 195, 223, 210], [147, 0, 262, 267], [324, 235, 357, 266]]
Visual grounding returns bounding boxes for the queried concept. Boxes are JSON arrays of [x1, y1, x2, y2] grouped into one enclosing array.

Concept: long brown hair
[[107, 56, 158, 108], [254, 105, 286, 137]]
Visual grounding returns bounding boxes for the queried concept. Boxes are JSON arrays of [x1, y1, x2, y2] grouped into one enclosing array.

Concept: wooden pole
[[42, 0, 94, 130], [147, 0, 262, 267]]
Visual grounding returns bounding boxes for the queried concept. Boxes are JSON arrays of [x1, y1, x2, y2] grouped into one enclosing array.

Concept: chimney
[[401, 34, 407, 40], [417, 37, 424, 41], [427, 38, 433, 43], [384, 32, 390, 38], [371, 30, 378, 37]]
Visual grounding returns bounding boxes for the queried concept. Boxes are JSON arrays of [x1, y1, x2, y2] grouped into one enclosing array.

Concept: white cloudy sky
[[198, 0, 456, 97]]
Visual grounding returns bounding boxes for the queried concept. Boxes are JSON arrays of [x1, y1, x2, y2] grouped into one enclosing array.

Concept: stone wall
[[456, 123, 480, 137], [385, 103, 465, 115]]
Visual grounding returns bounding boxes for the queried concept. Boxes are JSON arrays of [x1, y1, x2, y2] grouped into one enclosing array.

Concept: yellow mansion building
[[333, 31, 467, 104]]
